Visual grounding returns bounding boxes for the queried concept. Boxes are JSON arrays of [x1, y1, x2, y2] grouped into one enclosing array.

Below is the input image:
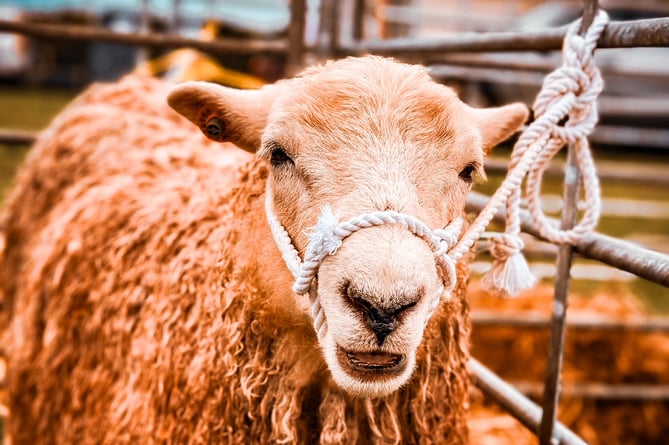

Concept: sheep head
[[168, 56, 528, 398]]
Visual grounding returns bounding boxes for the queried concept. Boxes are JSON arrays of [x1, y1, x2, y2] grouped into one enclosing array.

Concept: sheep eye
[[270, 145, 294, 167], [458, 163, 477, 183]]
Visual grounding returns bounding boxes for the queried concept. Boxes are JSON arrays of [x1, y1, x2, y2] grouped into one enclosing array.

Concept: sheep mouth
[[337, 347, 406, 377]]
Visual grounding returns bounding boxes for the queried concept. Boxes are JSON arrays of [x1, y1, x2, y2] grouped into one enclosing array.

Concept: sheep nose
[[344, 284, 420, 346]]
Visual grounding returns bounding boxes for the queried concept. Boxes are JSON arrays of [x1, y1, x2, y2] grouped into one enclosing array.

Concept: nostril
[[392, 300, 418, 318], [341, 281, 422, 346], [345, 288, 376, 318]]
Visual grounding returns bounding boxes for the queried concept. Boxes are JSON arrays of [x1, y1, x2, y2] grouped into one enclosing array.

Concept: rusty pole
[[287, 0, 307, 72], [539, 1, 600, 443]]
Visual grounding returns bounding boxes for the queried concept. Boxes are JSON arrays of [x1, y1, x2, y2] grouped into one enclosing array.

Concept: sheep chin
[[321, 331, 417, 398]]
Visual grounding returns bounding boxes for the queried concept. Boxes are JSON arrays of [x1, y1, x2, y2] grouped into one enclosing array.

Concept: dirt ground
[[467, 281, 669, 445]]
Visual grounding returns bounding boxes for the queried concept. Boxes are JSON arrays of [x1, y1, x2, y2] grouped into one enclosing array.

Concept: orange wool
[[0, 57, 528, 444]]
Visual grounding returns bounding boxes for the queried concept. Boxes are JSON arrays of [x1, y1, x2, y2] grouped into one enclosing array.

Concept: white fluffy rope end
[[308, 205, 342, 255], [482, 235, 537, 298]]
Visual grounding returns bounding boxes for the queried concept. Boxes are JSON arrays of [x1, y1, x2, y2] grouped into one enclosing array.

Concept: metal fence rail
[[471, 310, 669, 332], [0, 18, 287, 55], [466, 191, 669, 288], [470, 358, 588, 445], [338, 17, 669, 55]]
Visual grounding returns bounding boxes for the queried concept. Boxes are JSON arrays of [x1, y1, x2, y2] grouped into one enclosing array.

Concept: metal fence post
[[539, 2, 600, 443], [288, 0, 307, 73]]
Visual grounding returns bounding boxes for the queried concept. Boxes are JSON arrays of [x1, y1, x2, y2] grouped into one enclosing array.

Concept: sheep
[[0, 56, 528, 444]]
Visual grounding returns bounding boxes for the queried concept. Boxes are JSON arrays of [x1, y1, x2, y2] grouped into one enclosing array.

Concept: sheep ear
[[467, 103, 529, 154], [167, 82, 282, 153]]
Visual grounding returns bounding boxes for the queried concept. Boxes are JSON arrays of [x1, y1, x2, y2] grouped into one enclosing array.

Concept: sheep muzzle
[[265, 184, 464, 396]]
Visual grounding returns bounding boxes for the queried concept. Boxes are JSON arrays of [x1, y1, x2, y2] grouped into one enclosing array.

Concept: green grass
[[0, 87, 77, 199], [0, 144, 29, 201], [0, 87, 76, 131]]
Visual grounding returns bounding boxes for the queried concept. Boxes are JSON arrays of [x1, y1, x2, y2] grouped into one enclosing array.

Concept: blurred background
[[0, 1, 668, 443], [1, 0, 667, 311]]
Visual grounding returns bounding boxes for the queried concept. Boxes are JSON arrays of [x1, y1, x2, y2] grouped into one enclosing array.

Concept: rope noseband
[[265, 184, 463, 340]]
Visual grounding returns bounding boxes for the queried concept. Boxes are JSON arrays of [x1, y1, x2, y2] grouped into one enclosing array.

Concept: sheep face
[[169, 56, 528, 398]]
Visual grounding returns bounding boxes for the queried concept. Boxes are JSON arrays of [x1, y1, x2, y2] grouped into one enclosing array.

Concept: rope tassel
[[482, 234, 536, 298]]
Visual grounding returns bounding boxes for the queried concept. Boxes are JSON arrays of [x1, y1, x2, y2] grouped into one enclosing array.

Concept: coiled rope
[[265, 10, 608, 337], [449, 10, 608, 296]]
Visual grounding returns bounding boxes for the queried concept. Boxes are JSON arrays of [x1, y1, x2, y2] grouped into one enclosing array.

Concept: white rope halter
[[264, 10, 608, 337], [265, 184, 463, 340]]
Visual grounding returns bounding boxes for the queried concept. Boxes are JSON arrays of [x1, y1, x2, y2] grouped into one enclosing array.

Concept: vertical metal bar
[[171, 0, 181, 35], [316, 0, 340, 57], [377, 0, 413, 39], [135, 0, 151, 65], [316, 0, 336, 58], [538, 150, 580, 445], [539, 3, 599, 443], [139, 0, 151, 33], [330, 0, 341, 55], [352, 0, 366, 41], [287, 0, 307, 72], [580, 0, 600, 33]]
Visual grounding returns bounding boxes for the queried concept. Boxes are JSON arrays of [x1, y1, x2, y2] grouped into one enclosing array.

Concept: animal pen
[[0, 0, 668, 443]]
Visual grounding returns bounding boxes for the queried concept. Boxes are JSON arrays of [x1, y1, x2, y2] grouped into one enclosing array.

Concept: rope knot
[[482, 234, 536, 298], [307, 205, 342, 255], [433, 218, 463, 257], [489, 234, 524, 262], [532, 11, 607, 143]]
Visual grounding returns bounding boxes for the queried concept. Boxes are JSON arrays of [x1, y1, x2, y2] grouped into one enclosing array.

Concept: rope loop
[[449, 9, 608, 297], [435, 254, 458, 297], [291, 209, 464, 296]]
